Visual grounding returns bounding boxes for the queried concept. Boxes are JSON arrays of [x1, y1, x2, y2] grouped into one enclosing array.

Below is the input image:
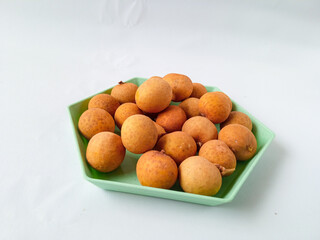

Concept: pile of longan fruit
[[78, 73, 257, 196]]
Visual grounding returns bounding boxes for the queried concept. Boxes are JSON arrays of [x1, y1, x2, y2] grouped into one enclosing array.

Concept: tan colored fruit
[[86, 132, 125, 172], [154, 122, 166, 139], [78, 108, 115, 139], [88, 94, 120, 116], [179, 156, 222, 196], [114, 103, 142, 129], [220, 111, 252, 131], [156, 105, 187, 133], [155, 131, 197, 165], [182, 116, 218, 147], [121, 114, 158, 154], [199, 140, 236, 176], [136, 150, 178, 189], [190, 83, 207, 98], [135, 76, 172, 113], [179, 98, 200, 118], [111, 81, 138, 104], [218, 124, 257, 161], [163, 73, 193, 102], [199, 91, 232, 123]]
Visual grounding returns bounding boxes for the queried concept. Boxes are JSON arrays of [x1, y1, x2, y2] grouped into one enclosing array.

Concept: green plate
[[68, 77, 275, 206]]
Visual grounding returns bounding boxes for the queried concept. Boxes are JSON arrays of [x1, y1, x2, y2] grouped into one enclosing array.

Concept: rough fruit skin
[[199, 91, 232, 123], [199, 140, 236, 176], [182, 116, 218, 147], [88, 94, 120, 116], [163, 73, 193, 102], [86, 132, 125, 172], [220, 111, 252, 131], [154, 122, 166, 139], [179, 98, 200, 118], [135, 76, 172, 113], [155, 131, 197, 165], [114, 103, 142, 129], [136, 150, 178, 189], [121, 114, 158, 154], [156, 105, 187, 133], [78, 108, 115, 139], [218, 124, 257, 161], [111, 82, 138, 104], [179, 156, 222, 196], [190, 83, 207, 98]]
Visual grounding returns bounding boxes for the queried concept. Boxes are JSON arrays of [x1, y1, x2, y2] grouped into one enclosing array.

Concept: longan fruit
[[218, 124, 257, 161], [86, 132, 125, 172], [156, 105, 187, 133], [179, 98, 200, 118], [136, 150, 178, 189], [199, 91, 232, 123], [111, 81, 138, 104], [220, 111, 252, 131], [190, 83, 207, 98], [135, 76, 172, 113], [88, 94, 120, 116], [199, 140, 236, 176], [179, 156, 222, 196], [163, 73, 193, 102], [114, 103, 142, 129], [78, 108, 115, 139], [154, 122, 166, 139], [121, 114, 158, 154]]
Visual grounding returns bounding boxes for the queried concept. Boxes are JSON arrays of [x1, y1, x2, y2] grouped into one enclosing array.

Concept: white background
[[1, 0, 320, 239]]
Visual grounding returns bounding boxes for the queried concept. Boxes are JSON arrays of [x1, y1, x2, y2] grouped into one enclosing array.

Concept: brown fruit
[[199, 140, 236, 176], [220, 111, 252, 131], [218, 124, 257, 161], [88, 94, 120, 116], [155, 131, 197, 165], [114, 103, 143, 129], [135, 76, 172, 113], [111, 81, 138, 104], [154, 122, 166, 139], [190, 83, 207, 98], [179, 156, 222, 196], [156, 105, 187, 133], [136, 150, 178, 189], [121, 114, 158, 154], [163, 73, 193, 102], [86, 132, 125, 172], [199, 91, 232, 123], [182, 116, 218, 147], [179, 98, 200, 118], [78, 108, 115, 139]]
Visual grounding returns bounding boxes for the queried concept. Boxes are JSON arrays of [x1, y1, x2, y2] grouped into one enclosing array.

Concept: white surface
[[1, 0, 320, 239]]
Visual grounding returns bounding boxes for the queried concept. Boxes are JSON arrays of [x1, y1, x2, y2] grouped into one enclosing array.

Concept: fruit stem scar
[[118, 81, 124, 84]]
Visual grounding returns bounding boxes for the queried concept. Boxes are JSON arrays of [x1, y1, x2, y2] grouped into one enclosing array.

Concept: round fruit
[[179, 98, 200, 118], [163, 73, 193, 102], [199, 91, 232, 123], [111, 81, 138, 104], [86, 132, 126, 172], [78, 108, 115, 139], [136, 150, 178, 189], [182, 116, 218, 147], [220, 111, 252, 131], [154, 122, 166, 139], [179, 156, 222, 196], [121, 114, 158, 154], [114, 103, 142, 129], [190, 83, 207, 98], [156, 105, 187, 133], [88, 94, 120, 116], [135, 76, 172, 113], [218, 124, 257, 161], [155, 131, 197, 165], [199, 140, 236, 176]]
